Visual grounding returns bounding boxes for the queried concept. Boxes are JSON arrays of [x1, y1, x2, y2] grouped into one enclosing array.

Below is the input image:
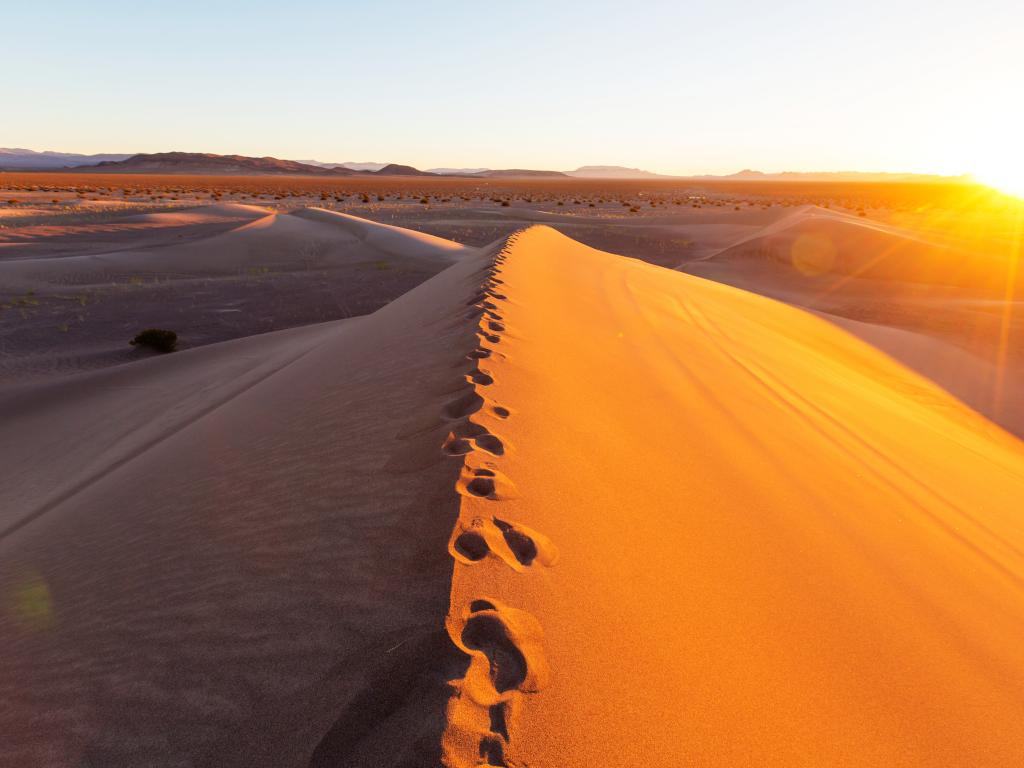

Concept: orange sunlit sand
[[444, 226, 1024, 765]]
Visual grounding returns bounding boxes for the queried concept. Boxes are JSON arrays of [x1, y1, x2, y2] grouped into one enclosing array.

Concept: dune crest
[[442, 225, 1024, 766], [438, 233, 557, 767]]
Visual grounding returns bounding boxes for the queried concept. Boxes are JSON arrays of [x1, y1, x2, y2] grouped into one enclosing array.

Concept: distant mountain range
[[0, 149, 967, 182], [694, 169, 968, 183], [567, 166, 668, 179], [298, 160, 389, 172], [0, 148, 133, 169], [426, 167, 490, 176], [85, 153, 359, 175]]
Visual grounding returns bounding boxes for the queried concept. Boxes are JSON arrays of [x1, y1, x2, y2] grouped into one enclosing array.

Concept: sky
[[2, 0, 1022, 183]]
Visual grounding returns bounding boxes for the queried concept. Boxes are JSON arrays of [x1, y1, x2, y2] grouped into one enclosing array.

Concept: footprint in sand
[[478, 736, 507, 766], [455, 599, 549, 694], [450, 516, 558, 569], [465, 469, 499, 498], [443, 429, 504, 457], [462, 608, 529, 693], [442, 391, 484, 420], [468, 370, 494, 386], [473, 433, 504, 456], [444, 599, 548, 767]]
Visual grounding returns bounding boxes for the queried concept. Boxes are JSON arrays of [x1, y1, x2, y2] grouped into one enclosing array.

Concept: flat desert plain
[[2, 174, 1023, 767]]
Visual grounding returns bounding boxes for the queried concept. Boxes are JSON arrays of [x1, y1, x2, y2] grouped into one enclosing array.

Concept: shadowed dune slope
[[294, 207, 471, 261], [445, 225, 1024, 766], [0, 203, 271, 261], [0, 237, 497, 767], [0, 205, 466, 285], [0, 205, 473, 382]]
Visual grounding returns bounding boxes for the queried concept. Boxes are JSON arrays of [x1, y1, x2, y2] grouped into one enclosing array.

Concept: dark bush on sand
[[130, 328, 178, 353]]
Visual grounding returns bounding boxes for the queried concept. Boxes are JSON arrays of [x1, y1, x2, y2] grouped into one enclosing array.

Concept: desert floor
[[1, 176, 1023, 766]]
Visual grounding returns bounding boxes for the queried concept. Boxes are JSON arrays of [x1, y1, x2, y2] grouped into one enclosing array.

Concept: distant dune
[[695, 205, 1018, 289], [2, 213, 1023, 766], [682, 205, 1024, 434]]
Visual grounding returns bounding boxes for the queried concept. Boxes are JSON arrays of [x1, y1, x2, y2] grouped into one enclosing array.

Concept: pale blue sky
[[3, 0, 1021, 178]]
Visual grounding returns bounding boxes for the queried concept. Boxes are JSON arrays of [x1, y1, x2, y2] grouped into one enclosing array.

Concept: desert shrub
[[131, 328, 178, 353]]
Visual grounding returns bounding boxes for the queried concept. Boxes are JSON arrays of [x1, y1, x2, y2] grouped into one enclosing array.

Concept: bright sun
[[975, 166, 1024, 199]]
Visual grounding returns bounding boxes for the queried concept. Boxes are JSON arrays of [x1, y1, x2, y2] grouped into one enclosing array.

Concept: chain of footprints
[[441, 235, 557, 768]]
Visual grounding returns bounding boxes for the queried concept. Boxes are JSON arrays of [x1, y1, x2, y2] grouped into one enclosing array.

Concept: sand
[[0, 231, 489, 766], [0, 205, 465, 382], [685, 205, 1024, 437], [443, 226, 1024, 766], [2, 204, 1023, 766]]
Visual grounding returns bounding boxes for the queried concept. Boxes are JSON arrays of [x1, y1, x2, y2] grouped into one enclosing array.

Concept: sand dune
[[294, 207, 470, 261], [0, 206, 467, 382], [693, 205, 1019, 289], [0, 205, 464, 283], [443, 226, 1024, 766], [820, 310, 1024, 439], [2, 218, 1023, 766], [686, 205, 1024, 436], [0, 203, 269, 259]]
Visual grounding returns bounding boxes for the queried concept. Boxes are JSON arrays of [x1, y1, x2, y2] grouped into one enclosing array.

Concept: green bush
[[131, 328, 178, 353]]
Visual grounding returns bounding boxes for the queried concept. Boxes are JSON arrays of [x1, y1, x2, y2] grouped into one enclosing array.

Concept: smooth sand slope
[[0, 233, 490, 766], [0, 205, 467, 381], [3, 218, 1023, 767], [445, 226, 1024, 766], [686, 205, 1024, 436]]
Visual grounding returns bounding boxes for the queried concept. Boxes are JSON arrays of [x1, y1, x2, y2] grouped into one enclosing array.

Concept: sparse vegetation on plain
[[130, 328, 178, 353]]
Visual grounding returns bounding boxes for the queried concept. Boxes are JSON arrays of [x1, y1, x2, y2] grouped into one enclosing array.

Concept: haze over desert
[[3, 1, 1024, 766]]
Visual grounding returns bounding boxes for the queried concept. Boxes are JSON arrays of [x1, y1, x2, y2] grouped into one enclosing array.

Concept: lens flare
[[8, 572, 55, 631], [975, 167, 1024, 200], [791, 233, 837, 276]]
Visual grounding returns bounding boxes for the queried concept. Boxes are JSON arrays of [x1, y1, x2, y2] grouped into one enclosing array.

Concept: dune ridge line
[[439, 230, 556, 768]]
